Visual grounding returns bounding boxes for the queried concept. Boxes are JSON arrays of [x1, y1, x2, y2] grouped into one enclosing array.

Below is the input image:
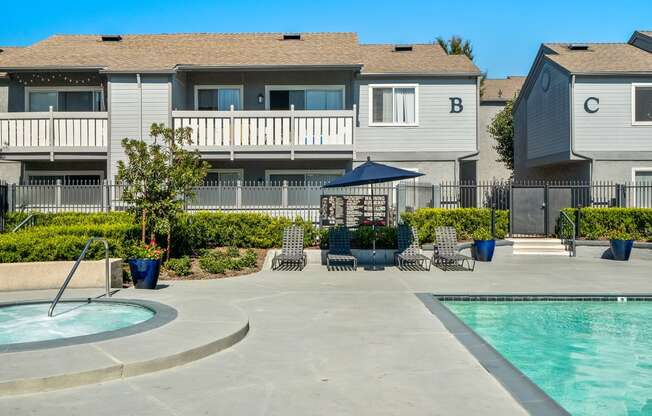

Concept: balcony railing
[[0, 110, 108, 151], [172, 107, 356, 149]]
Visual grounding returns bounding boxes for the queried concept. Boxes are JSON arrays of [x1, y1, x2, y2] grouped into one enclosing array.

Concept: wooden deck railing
[[172, 106, 356, 149], [0, 110, 108, 149]]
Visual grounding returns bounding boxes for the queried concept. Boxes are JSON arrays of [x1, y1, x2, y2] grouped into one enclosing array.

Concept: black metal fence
[[4, 180, 652, 225], [0, 181, 7, 232]]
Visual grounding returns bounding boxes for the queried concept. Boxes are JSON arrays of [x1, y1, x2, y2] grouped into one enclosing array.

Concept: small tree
[[436, 36, 474, 61], [116, 124, 209, 259], [488, 99, 514, 171]]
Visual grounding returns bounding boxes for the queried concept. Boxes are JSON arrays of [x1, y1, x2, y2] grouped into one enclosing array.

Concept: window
[[369, 84, 418, 126], [27, 89, 104, 112], [265, 170, 344, 185], [26, 171, 103, 185], [195, 86, 242, 111], [265, 86, 345, 110], [632, 84, 652, 124], [204, 169, 243, 184]]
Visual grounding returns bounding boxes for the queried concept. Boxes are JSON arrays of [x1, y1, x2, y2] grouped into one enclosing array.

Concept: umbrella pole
[[371, 183, 376, 271]]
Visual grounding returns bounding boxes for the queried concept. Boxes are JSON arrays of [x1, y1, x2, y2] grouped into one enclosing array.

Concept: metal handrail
[[12, 214, 36, 232], [48, 237, 111, 317], [559, 211, 576, 257]]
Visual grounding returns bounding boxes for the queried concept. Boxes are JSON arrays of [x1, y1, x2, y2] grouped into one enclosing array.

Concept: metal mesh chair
[[394, 225, 431, 270], [272, 226, 307, 270], [433, 226, 475, 271], [326, 227, 357, 269]]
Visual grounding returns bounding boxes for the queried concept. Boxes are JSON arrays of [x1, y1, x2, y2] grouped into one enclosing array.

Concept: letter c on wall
[[584, 97, 599, 113], [449, 97, 463, 113]]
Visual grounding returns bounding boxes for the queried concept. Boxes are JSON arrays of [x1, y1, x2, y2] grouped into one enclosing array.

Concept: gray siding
[[631, 35, 652, 54], [592, 160, 652, 183], [574, 76, 652, 152], [355, 78, 477, 154], [108, 74, 171, 179], [478, 103, 512, 180], [525, 61, 571, 159], [0, 79, 8, 112]]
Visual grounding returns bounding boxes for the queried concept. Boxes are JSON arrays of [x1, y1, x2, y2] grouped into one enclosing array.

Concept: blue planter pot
[[128, 259, 161, 289], [609, 239, 634, 261], [473, 239, 496, 262]]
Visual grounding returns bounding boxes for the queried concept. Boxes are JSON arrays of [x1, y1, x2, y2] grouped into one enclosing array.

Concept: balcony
[[0, 111, 108, 158], [172, 108, 356, 158]]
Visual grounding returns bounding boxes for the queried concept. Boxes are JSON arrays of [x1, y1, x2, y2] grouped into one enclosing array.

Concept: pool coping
[[416, 293, 571, 416], [0, 298, 178, 353]]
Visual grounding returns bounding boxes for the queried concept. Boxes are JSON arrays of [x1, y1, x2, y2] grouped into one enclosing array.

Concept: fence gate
[[510, 183, 547, 236]]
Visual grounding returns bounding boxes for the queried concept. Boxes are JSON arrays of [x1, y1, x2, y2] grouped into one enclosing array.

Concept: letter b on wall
[[450, 97, 463, 113]]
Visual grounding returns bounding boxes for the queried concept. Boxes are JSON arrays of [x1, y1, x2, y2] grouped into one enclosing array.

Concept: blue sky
[[2, 0, 650, 78]]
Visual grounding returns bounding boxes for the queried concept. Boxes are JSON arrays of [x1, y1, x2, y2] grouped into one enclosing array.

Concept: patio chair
[[326, 227, 357, 269], [433, 226, 475, 271], [272, 226, 307, 270], [394, 225, 431, 270]]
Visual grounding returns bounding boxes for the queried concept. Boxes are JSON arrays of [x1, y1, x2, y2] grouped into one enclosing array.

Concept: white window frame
[[631, 167, 652, 182], [631, 83, 652, 126], [264, 85, 346, 110], [205, 168, 244, 183], [25, 170, 105, 184], [25, 86, 104, 112], [264, 169, 345, 184], [368, 83, 419, 127], [193, 85, 244, 111]]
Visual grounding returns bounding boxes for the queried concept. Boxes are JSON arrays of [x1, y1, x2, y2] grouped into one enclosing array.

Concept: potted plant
[[129, 240, 165, 289], [608, 228, 634, 261], [472, 228, 496, 262]]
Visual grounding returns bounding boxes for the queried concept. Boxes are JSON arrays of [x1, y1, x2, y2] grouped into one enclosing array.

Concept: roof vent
[[568, 44, 589, 51], [101, 35, 122, 42], [282, 33, 301, 41], [394, 45, 414, 52]]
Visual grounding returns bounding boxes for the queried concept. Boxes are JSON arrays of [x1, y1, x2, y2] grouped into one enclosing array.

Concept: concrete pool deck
[[1, 246, 651, 415]]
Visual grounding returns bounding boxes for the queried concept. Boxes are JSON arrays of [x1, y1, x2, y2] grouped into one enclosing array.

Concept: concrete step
[[513, 245, 566, 251], [512, 250, 571, 256]]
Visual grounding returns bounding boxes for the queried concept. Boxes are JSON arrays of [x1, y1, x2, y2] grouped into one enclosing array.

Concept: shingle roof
[[0, 33, 480, 75], [481, 76, 525, 102], [359, 44, 480, 75], [0, 46, 21, 78], [542, 43, 652, 74]]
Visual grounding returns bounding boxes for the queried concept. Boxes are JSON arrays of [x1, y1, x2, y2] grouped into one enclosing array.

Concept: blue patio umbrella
[[322, 157, 424, 269]]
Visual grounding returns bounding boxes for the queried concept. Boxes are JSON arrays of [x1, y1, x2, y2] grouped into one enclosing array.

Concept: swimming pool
[[442, 297, 652, 416], [0, 300, 164, 351]]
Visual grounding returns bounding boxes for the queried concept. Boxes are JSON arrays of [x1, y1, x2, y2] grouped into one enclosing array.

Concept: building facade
[[478, 76, 524, 181], [513, 30, 652, 184], [0, 33, 481, 185]]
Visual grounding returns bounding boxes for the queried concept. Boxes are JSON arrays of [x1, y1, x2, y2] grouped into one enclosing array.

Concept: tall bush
[[402, 208, 509, 241], [561, 208, 652, 241]]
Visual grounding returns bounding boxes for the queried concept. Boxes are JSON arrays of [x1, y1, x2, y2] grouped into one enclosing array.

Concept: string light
[[14, 72, 101, 86]]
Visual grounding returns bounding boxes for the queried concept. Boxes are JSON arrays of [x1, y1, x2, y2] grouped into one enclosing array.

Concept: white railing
[[172, 106, 356, 149], [0, 110, 108, 149]]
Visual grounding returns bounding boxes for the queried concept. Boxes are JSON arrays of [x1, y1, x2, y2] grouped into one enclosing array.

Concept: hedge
[[170, 212, 318, 256], [0, 223, 140, 263], [318, 226, 397, 249], [561, 208, 652, 241], [4, 211, 134, 232], [402, 208, 509, 242]]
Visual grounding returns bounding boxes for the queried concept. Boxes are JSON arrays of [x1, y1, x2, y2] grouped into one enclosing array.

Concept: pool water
[[0, 302, 154, 345], [444, 300, 652, 416]]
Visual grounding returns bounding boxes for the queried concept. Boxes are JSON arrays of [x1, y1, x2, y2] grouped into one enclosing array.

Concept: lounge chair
[[272, 226, 307, 270], [326, 227, 357, 269], [433, 226, 475, 271], [394, 225, 431, 270]]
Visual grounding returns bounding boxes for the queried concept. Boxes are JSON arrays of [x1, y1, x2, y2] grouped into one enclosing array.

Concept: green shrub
[[402, 208, 509, 242], [561, 208, 652, 241], [198, 248, 257, 274], [318, 226, 397, 249], [0, 222, 140, 263], [171, 212, 317, 256], [472, 228, 493, 240], [164, 257, 192, 276]]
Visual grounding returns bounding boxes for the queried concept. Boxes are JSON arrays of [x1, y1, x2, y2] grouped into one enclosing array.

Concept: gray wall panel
[[478, 103, 512, 180], [355, 78, 477, 154]]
